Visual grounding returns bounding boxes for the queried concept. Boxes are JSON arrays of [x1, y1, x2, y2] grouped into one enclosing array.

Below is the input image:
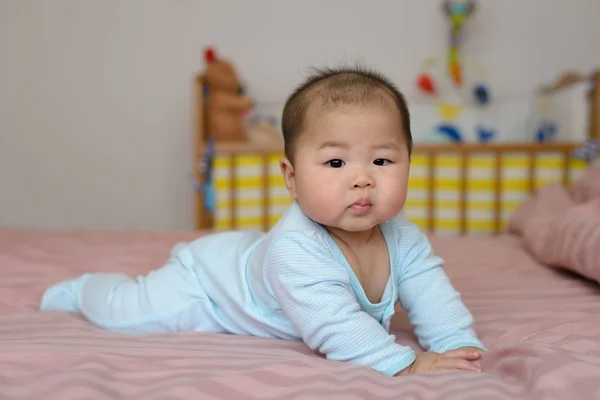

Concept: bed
[[2, 203, 600, 399], [1, 72, 599, 399]]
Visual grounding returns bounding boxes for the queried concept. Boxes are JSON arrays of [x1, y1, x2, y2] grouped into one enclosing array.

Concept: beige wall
[[1, 0, 599, 230]]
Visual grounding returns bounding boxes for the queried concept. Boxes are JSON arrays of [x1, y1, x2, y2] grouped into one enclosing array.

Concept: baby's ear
[[279, 157, 297, 198]]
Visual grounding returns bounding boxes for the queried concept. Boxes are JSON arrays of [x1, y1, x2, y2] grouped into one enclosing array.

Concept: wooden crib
[[192, 71, 600, 235]]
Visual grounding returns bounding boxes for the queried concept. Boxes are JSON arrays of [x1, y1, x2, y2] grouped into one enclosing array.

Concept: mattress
[[1, 228, 599, 399]]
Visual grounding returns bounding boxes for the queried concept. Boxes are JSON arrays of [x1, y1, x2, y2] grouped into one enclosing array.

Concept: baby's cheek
[[380, 178, 408, 207], [295, 175, 339, 218], [299, 173, 336, 199]]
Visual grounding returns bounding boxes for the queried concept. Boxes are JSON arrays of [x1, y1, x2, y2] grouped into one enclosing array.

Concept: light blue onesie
[[40, 200, 485, 376]]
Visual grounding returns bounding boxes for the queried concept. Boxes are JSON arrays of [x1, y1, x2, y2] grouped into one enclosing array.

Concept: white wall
[[1, 0, 599, 231]]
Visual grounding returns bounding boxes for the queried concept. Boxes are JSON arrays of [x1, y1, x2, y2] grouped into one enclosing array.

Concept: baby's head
[[279, 65, 412, 233]]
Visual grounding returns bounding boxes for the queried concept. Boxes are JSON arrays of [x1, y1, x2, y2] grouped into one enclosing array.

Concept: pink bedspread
[[1, 229, 599, 399]]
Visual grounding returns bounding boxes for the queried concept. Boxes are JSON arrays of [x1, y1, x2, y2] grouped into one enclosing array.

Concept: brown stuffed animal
[[203, 47, 254, 142]]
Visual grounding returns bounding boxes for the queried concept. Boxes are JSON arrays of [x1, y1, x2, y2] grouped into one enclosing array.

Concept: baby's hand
[[453, 346, 484, 355], [396, 348, 482, 376], [447, 346, 485, 369]]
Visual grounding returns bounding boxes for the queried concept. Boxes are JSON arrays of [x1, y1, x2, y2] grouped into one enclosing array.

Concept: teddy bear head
[[204, 48, 244, 94]]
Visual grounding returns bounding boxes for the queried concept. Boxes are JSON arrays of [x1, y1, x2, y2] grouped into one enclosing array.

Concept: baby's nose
[[352, 173, 374, 188]]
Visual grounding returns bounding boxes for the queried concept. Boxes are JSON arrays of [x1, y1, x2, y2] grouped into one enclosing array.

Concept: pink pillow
[[522, 212, 600, 284], [570, 159, 600, 203], [507, 194, 537, 235], [508, 183, 574, 236], [568, 198, 600, 219]]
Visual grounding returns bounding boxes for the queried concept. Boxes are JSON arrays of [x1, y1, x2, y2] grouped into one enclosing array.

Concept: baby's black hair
[[281, 65, 412, 162]]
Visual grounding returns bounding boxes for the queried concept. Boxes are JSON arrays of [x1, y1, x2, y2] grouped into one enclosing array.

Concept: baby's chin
[[300, 205, 390, 233], [316, 217, 383, 234]]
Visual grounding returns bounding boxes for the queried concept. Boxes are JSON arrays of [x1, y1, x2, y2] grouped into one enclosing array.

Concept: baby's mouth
[[349, 199, 372, 214]]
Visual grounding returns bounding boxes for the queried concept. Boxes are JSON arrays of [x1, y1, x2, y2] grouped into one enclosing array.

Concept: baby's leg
[[41, 251, 206, 335]]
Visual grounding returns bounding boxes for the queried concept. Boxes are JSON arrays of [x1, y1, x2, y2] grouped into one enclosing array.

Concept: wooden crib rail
[[415, 143, 578, 235], [195, 142, 584, 234]]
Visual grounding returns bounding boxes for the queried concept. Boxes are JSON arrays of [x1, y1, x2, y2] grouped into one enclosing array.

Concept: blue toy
[[473, 83, 491, 106], [476, 125, 495, 142], [437, 124, 463, 142], [535, 122, 557, 143], [194, 137, 216, 213]]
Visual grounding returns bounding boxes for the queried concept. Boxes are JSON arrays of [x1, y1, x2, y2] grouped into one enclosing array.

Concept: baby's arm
[[396, 225, 486, 353], [263, 232, 416, 376]]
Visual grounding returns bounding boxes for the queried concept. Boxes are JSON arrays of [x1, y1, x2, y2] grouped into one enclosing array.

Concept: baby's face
[[281, 103, 410, 232]]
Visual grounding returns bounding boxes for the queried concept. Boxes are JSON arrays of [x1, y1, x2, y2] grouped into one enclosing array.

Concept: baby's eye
[[327, 159, 345, 168], [373, 158, 391, 166]]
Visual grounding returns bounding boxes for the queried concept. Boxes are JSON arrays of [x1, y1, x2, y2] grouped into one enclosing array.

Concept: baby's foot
[[40, 275, 88, 313]]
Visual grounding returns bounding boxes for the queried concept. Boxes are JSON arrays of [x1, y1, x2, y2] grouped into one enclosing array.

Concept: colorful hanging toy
[[415, 1, 495, 144], [443, 0, 476, 87], [416, 0, 487, 103]]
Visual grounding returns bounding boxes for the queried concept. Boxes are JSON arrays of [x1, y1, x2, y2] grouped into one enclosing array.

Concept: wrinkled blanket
[[0, 229, 599, 399]]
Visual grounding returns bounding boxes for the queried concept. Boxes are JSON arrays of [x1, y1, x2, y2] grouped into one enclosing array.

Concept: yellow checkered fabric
[[212, 152, 586, 235]]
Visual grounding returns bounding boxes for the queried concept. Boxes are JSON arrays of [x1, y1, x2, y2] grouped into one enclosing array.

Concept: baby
[[41, 65, 486, 376]]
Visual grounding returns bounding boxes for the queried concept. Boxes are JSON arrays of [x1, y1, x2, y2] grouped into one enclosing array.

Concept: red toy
[[417, 73, 437, 95]]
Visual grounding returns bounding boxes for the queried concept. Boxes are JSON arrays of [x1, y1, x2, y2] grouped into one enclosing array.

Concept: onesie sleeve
[[395, 225, 487, 353], [263, 232, 416, 376]]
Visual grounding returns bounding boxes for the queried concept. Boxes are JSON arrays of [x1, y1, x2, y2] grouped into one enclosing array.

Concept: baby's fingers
[[434, 357, 482, 373], [442, 349, 481, 361]]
